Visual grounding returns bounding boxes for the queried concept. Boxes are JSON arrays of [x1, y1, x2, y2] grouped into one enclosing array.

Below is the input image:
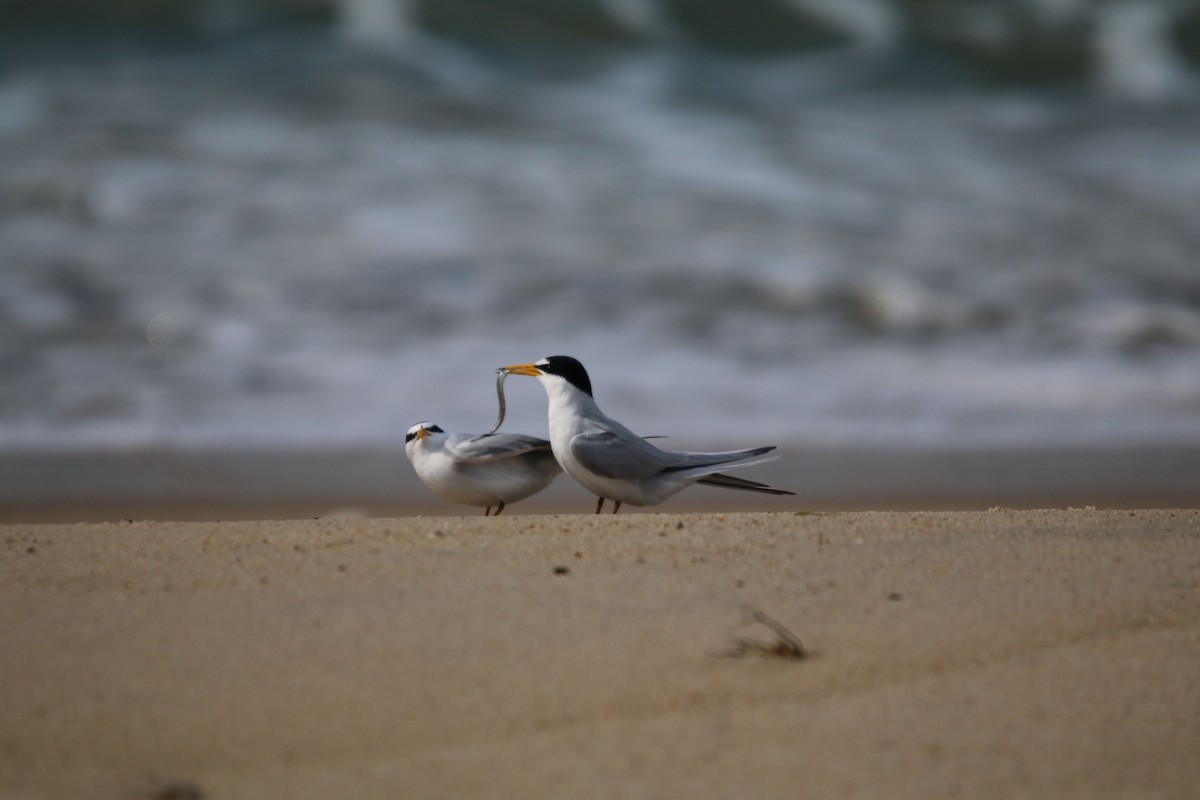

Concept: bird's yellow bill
[[501, 363, 543, 377], [417, 427, 430, 440]]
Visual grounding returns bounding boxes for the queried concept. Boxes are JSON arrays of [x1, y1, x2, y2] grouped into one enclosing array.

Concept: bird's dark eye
[[405, 431, 418, 443], [429, 425, 445, 434]]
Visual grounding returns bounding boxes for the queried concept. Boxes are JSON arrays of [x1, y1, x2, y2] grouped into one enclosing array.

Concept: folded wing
[[571, 431, 776, 481], [448, 433, 554, 463]]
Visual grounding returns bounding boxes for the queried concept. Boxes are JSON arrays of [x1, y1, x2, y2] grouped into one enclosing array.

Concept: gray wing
[[570, 431, 672, 480], [572, 430, 776, 481], [447, 433, 553, 463]]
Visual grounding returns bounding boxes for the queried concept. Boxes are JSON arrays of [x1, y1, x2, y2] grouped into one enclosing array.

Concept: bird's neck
[[544, 380, 601, 435]]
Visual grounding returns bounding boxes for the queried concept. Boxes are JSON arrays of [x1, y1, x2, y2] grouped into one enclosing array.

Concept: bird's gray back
[[448, 432, 554, 463]]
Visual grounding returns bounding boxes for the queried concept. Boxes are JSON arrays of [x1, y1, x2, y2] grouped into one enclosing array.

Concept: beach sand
[[2, 509, 1198, 799]]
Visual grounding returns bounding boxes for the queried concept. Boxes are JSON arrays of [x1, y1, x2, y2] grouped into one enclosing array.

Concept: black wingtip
[[696, 473, 795, 495]]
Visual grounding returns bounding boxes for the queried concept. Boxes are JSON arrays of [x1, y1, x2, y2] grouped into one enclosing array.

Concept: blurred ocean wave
[[1, 3, 1199, 453]]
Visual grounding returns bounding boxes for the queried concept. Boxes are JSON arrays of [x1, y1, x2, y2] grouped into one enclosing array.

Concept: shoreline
[[2, 509, 1198, 799], [3, 443, 1199, 522]]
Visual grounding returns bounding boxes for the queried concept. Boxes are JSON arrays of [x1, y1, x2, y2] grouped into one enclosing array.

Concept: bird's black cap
[[536, 355, 593, 397]]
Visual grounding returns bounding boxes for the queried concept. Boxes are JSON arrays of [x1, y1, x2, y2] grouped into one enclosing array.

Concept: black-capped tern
[[500, 356, 794, 513], [405, 421, 561, 515]]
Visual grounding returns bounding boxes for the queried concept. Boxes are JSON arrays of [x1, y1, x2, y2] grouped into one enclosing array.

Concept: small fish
[[488, 368, 509, 433]]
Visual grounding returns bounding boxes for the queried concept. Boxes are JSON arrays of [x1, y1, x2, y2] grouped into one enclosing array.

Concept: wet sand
[[2, 509, 1198, 799], [3, 444, 1199, 522]]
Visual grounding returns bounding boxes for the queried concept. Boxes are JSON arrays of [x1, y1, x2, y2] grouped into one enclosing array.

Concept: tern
[[500, 356, 795, 513], [405, 421, 561, 515]]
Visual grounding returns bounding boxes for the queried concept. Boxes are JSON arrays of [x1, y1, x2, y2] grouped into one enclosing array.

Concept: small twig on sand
[[720, 608, 809, 660]]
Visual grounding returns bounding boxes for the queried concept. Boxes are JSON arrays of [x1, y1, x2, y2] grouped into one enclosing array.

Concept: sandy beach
[[2, 509, 1198, 799]]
